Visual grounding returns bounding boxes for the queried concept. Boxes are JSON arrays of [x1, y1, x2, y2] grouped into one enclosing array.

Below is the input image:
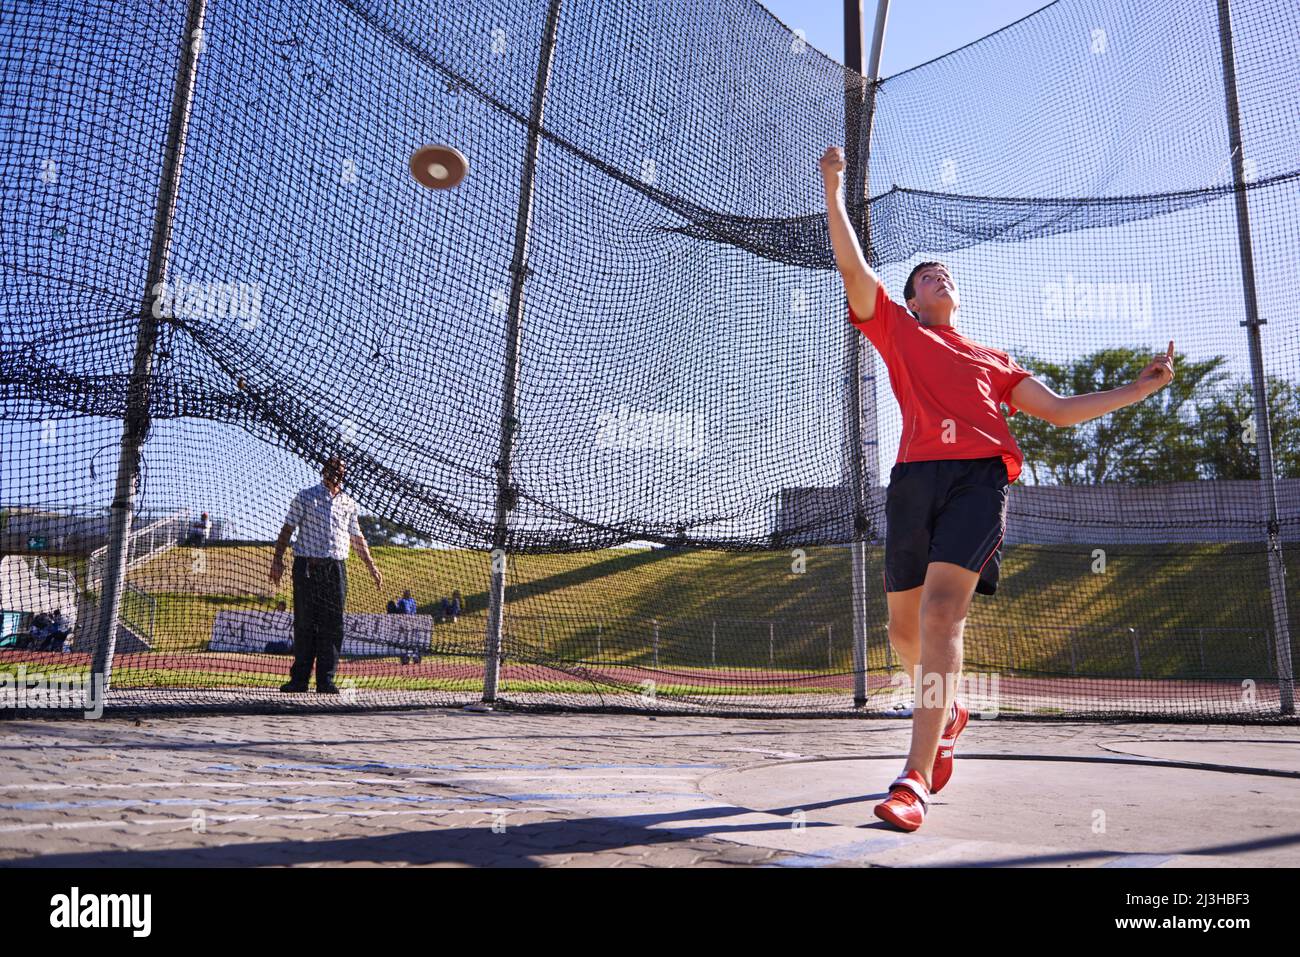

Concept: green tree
[[1194, 375, 1300, 479], [1011, 347, 1222, 484], [358, 514, 431, 547]]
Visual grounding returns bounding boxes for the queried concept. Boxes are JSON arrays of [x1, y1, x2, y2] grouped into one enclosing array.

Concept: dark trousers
[[289, 557, 347, 686]]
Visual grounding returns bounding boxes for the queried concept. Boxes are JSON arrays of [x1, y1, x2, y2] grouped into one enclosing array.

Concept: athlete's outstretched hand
[[1136, 340, 1175, 395]]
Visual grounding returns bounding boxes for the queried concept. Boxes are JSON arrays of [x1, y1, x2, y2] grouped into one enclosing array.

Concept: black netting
[[2, 0, 1296, 721]]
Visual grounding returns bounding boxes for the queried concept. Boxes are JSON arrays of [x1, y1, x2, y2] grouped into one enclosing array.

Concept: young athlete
[[819, 145, 1176, 831]]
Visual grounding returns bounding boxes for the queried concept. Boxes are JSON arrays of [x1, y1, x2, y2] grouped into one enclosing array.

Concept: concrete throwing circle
[[700, 754, 1300, 866], [1096, 739, 1300, 773]]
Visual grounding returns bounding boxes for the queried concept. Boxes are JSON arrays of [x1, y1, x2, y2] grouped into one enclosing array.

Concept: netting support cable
[[1215, 0, 1294, 714], [844, 0, 889, 708], [479, 0, 564, 705], [91, 0, 209, 693]]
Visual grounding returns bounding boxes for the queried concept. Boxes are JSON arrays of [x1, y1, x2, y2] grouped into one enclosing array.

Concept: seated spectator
[[27, 612, 51, 651], [44, 609, 69, 652], [395, 589, 417, 615], [275, 600, 288, 613], [386, 599, 398, 614]]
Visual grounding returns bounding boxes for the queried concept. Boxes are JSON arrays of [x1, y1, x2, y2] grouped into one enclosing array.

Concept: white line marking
[[729, 749, 807, 759]]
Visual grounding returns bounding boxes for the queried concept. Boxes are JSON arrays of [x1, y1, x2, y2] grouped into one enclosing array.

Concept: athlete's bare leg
[[900, 561, 978, 788], [886, 585, 923, 680]]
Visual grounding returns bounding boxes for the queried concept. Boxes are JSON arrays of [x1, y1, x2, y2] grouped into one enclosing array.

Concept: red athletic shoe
[[930, 699, 969, 794], [873, 769, 930, 832]]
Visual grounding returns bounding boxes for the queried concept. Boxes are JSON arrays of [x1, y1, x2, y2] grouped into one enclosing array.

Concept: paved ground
[[1, 709, 1297, 867]]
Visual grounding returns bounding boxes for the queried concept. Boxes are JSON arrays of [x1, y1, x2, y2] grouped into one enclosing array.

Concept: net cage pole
[[478, 0, 564, 706], [1215, 0, 1295, 714], [91, 0, 209, 693], [843, 0, 890, 708]]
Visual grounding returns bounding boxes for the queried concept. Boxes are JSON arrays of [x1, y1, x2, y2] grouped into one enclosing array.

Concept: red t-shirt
[[850, 283, 1034, 484]]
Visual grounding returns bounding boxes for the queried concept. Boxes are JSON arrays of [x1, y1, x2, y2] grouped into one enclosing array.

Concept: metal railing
[[500, 615, 1290, 680], [506, 614, 846, 669], [947, 624, 1286, 680], [119, 582, 157, 645], [85, 510, 187, 591], [28, 555, 78, 591]]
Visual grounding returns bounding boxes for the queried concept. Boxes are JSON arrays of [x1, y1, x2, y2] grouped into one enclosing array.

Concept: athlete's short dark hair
[[904, 261, 951, 316]]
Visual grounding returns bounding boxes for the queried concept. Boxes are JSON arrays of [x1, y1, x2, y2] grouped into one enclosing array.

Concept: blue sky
[[758, 0, 1049, 76]]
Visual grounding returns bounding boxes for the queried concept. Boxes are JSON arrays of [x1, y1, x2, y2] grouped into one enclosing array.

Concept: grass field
[[88, 541, 1300, 680], [7, 541, 1296, 692]]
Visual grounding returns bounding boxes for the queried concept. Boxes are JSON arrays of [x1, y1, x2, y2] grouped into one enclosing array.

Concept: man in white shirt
[[269, 456, 383, 693]]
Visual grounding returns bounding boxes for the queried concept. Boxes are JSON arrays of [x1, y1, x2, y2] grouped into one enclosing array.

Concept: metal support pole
[[844, 0, 889, 708], [1215, 0, 1293, 714], [92, 0, 208, 693], [480, 0, 564, 705], [653, 618, 660, 668]]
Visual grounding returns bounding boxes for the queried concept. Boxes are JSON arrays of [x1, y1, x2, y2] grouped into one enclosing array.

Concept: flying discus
[[409, 144, 469, 190]]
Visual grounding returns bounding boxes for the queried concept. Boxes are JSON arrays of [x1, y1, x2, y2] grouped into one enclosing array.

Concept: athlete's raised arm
[[1009, 341, 1177, 426], [820, 145, 881, 321]]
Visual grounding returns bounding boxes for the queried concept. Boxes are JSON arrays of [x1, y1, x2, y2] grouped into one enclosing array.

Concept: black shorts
[[883, 456, 1010, 596]]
